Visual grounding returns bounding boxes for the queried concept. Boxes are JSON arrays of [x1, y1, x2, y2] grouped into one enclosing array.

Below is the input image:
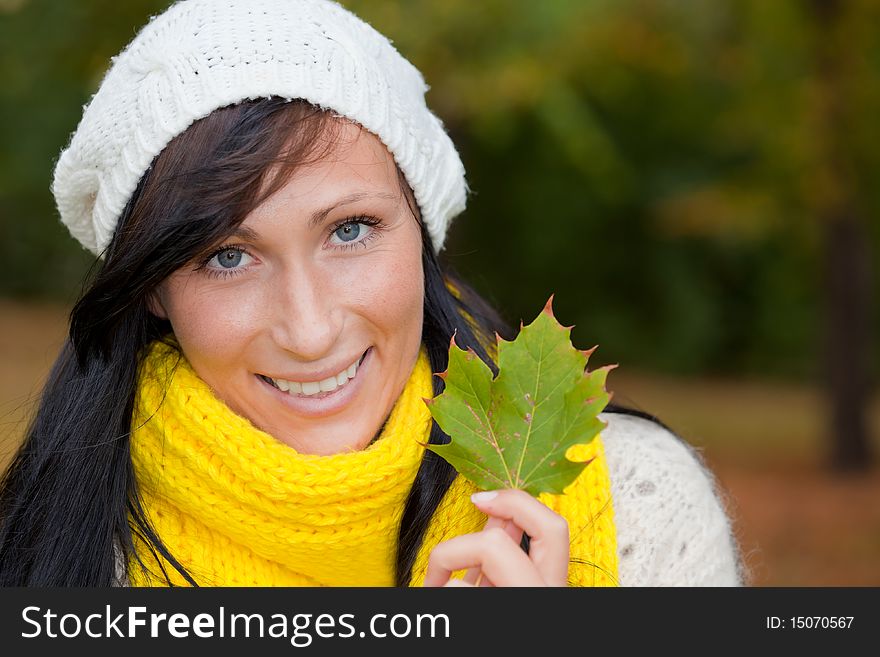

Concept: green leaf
[[424, 295, 613, 496]]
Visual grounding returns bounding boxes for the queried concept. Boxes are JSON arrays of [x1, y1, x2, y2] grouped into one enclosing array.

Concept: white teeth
[[268, 351, 365, 397]]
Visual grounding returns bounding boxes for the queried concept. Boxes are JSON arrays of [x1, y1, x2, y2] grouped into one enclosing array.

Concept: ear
[[147, 290, 169, 320]]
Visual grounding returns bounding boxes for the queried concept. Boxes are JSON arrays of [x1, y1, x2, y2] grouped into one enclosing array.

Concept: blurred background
[[1, 0, 878, 584]]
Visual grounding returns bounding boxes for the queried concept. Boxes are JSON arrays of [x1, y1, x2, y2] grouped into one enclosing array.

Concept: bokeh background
[[2, 0, 878, 584]]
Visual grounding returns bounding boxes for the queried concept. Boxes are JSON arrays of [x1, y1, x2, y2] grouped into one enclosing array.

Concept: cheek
[[160, 276, 265, 364], [346, 243, 424, 337]]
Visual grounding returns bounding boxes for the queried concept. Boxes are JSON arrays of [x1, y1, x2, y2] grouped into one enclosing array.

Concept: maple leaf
[[424, 295, 613, 496]]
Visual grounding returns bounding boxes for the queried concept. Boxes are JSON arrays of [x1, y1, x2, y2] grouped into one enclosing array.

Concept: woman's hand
[[423, 489, 569, 587]]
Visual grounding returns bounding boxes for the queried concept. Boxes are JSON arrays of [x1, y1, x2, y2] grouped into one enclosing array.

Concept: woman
[[0, 0, 744, 586]]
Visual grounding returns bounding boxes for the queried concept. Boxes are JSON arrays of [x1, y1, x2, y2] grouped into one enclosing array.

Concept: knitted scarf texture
[[129, 340, 618, 586]]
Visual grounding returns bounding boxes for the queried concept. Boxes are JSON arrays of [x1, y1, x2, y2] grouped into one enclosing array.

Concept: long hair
[[0, 98, 507, 585], [0, 97, 648, 586]]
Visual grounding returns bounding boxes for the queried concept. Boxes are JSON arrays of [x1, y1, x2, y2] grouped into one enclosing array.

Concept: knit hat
[[52, 0, 466, 256]]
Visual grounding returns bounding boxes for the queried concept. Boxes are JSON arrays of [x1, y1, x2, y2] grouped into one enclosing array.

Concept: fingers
[[423, 527, 545, 587], [462, 517, 522, 585], [470, 489, 569, 586], [423, 489, 570, 587], [486, 515, 526, 545]]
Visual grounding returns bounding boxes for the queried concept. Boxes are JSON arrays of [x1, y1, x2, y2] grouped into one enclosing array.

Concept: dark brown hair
[[0, 98, 511, 585]]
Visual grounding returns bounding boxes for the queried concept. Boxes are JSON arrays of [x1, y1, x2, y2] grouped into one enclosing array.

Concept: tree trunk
[[810, 0, 873, 472], [824, 213, 872, 471]]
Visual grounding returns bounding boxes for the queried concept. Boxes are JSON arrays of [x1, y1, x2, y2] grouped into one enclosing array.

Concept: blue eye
[[207, 247, 252, 270], [334, 222, 363, 242], [329, 217, 383, 250]]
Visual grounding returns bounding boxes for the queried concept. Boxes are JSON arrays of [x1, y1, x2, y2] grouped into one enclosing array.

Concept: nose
[[269, 261, 343, 361]]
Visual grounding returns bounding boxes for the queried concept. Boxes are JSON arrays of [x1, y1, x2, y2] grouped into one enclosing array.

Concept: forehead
[[238, 123, 410, 233], [260, 121, 402, 207]]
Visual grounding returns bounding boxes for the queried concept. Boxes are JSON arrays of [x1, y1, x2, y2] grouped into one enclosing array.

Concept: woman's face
[[152, 123, 425, 455]]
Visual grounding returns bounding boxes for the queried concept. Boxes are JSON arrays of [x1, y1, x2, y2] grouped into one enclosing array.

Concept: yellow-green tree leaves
[[425, 296, 612, 496]]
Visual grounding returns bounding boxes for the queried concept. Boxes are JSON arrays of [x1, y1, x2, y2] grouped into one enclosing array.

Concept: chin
[[275, 427, 371, 456]]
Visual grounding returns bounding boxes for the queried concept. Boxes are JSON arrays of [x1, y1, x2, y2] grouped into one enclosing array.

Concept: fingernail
[[471, 490, 498, 504]]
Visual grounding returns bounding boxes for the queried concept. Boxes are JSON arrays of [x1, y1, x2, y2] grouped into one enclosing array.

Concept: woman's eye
[[207, 247, 252, 270], [328, 218, 382, 250], [333, 221, 366, 243]]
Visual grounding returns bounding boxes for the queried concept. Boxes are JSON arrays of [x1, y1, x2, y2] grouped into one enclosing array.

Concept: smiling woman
[[0, 0, 743, 587], [150, 120, 425, 456]]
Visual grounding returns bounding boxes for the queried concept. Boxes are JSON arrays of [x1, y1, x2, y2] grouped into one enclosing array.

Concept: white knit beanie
[[52, 0, 466, 256]]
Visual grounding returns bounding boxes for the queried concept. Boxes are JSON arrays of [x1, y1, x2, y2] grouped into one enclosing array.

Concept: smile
[[258, 349, 369, 398]]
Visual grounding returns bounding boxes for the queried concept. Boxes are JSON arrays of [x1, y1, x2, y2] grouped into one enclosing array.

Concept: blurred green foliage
[[1, 0, 878, 379]]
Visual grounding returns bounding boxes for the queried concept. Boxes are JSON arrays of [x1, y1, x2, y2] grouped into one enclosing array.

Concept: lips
[[255, 347, 372, 417], [259, 349, 368, 398]]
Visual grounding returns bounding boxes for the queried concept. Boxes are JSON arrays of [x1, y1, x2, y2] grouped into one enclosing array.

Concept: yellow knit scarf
[[129, 339, 618, 586]]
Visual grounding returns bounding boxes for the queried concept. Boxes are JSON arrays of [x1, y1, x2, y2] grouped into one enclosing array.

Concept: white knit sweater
[[600, 412, 744, 586]]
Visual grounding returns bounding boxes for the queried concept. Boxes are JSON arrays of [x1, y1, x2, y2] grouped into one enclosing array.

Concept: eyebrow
[[307, 192, 399, 229], [226, 225, 259, 241], [222, 191, 401, 243]]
